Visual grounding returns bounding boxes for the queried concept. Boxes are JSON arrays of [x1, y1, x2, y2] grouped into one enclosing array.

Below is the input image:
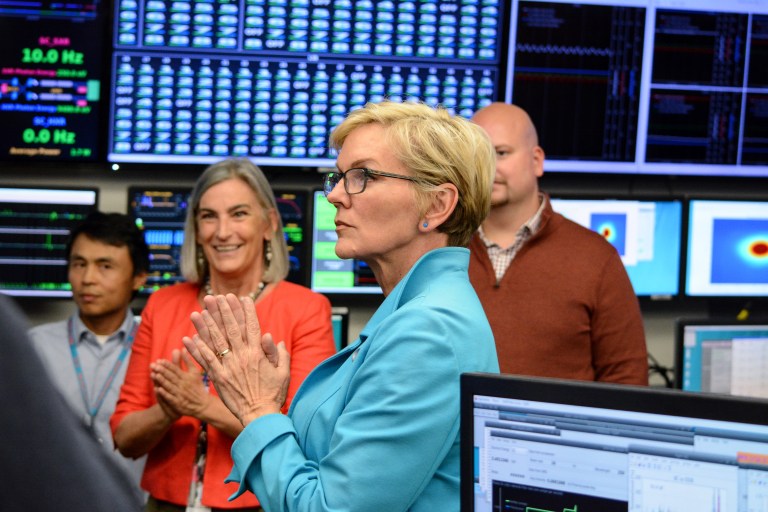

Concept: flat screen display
[[685, 199, 768, 297], [128, 186, 190, 294], [106, 0, 507, 166], [0, 0, 107, 161], [310, 190, 381, 295], [675, 319, 768, 399], [129, 186, 310, 294], [0, 186, 99, 297], [461, 372, 768, 512], [505, 0, 768, 177], [550, 197, 683, 298]]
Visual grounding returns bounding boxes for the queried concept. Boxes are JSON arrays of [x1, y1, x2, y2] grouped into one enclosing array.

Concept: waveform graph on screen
[[590, 213, 627, 257], [710, 219, 768, 285], [510, 1, 645, 162]]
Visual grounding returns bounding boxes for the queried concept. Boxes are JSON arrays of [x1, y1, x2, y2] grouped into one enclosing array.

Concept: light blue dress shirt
[[227, 247, 499, 512], [28, 310, 146, 498]]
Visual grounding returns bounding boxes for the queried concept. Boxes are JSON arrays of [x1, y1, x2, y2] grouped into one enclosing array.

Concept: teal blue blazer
[[228, 247, 499, 511]]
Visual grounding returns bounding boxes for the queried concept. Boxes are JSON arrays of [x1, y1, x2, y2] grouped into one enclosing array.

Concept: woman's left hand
[[150, 349, 211, 419], [183, 294, 291, 427]]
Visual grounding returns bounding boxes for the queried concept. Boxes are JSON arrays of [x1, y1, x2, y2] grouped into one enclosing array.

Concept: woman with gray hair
[[184, 102, 500, 512], [112, 158, 336, 512]]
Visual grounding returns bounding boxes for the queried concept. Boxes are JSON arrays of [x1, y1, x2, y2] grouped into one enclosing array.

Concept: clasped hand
[[183, 294, 290, 427]]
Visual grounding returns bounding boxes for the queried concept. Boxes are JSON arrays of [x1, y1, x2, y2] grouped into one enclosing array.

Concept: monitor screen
[[128, 186, 191, 295], [685, 199, 768, 297], [310, 190, 381, 295], [106, 0, 507, 166], [550, 197, 683, 298], [674, 318, 768, 399], [0, 186, 98, 297], [461, 372, 768, 512], [331, 306, 350, 352], [505, 0, 768, 177], [0, 0, 107, 161], [128, 186, 309, 295]]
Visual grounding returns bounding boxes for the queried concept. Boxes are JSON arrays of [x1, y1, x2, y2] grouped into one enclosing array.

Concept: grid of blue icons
[[109, 0, 505, 165]]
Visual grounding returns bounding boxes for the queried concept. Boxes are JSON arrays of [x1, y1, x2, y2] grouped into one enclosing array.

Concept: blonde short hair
[[330, 101, 494, 247], [180, 158, 289, 284]]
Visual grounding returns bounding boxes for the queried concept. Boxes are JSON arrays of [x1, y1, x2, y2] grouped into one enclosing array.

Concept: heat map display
[[686, 200, 768, 297]]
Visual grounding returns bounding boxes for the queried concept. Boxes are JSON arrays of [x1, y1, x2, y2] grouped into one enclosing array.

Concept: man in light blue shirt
[[29, 211, 150, 502]]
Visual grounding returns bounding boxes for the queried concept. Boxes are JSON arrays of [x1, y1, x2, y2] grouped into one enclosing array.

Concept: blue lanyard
[[67, 317, 138, 426]]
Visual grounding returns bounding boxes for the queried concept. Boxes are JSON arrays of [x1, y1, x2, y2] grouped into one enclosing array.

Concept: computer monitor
[[505, 0, 768, 178], [0, 0, 108, 162], [128, 186, 191, 295], [0, 186, 99, 297], [550, 197, 683, 298], [461, 372, 768, 512], [106, 0, 506, 166], [128, 186, 309, 295], [685, 199, 768, 297], [674, 318, 768, 399], [310, 190, 382, 295], [273, 188, 310, 288]]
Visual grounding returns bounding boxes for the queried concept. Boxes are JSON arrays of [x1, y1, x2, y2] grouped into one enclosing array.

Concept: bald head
[[470, 102, 545, 215], [472, 102, 540, 149]]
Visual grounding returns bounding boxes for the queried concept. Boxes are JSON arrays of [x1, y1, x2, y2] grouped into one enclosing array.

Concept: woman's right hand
[[183, 294, 290, 427]]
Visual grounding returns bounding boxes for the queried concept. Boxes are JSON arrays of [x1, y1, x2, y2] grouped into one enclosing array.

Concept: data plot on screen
[[590, 213, 628, 257], [686, 200, 768, 297], [510, 1, 645, 163], [504, 0, 768, 177], [710, 219, 768, 285]]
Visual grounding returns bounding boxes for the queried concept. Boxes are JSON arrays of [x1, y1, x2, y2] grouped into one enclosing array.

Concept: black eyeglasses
[[323, 168, 420, 197]]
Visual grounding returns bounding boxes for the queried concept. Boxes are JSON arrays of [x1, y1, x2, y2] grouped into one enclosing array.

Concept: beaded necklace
[[204, 280, 266, 301]]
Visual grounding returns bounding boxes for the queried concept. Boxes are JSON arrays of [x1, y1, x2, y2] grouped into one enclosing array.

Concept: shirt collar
[[71, 309, 137, 344], [478, 193, 547, 248]]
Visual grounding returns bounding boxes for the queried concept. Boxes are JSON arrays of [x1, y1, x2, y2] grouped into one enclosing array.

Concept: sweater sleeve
[[590, 250, 649, 385]]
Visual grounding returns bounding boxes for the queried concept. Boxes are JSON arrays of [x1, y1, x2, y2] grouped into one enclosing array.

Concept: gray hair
[[180, 158, 289, 284]]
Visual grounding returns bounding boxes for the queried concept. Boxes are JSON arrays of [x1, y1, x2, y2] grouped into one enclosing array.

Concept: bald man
[[468, 102, 648, 384]]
